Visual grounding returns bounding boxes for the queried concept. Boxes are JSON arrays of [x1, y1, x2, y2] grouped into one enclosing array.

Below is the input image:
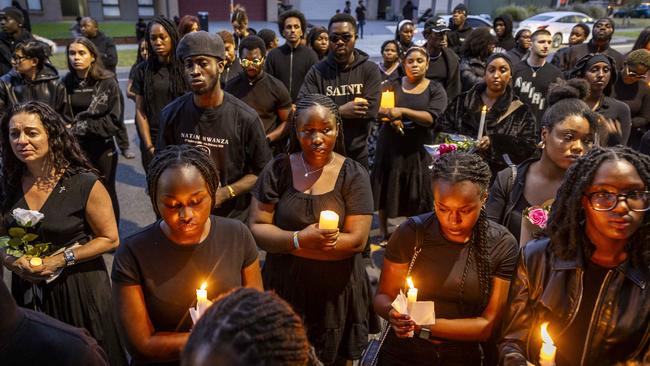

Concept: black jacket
[[459, 56, 485, 93], [87, 31, 117, 73], [265, 43, 319, 102], [494, 15, 515, 51], [561, 40, 624, 72], [499, 238, 650, 366], [299, 49, 382, 167], [448, 24, 472, 56], [425, 47, 461, 100], [0, 29, 33, 77], [0, 64, 70, 120]]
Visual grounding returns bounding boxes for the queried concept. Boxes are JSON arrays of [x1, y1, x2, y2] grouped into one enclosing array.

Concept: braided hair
[[0, 102, 96, 211], [146, 145, 220, 217], [548, 146, 650, 268], [430, 152, 492, 312], [181, 288, 315, 366], [287, 94, 346, 155], [143, 16, 188, 122]]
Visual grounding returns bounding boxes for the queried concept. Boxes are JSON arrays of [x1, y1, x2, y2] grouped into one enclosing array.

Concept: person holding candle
[[499, 146, 650, 366], [373, 152, 518, 365], [112, 145, 263, 366], [248, 94, 374, 365], [438, 53, 537, 175], [372, 46, 447, 244], [487, 79, 599, 241], [0, 101, 126, 366]]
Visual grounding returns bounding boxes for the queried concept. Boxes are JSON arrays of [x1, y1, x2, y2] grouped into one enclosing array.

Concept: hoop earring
[[537, 141, 545, 149]]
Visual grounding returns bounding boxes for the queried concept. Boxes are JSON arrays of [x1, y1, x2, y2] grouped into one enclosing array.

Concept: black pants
[[80, 136, 120, 222], [138, 130, 156, 173], [378, 335, 483, 366], [114, 80, 130, 152]]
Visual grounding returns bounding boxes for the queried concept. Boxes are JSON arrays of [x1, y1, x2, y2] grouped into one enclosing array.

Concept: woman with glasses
[[0, 40, 69, 120], [612, 49, 650, 149], [499, 145, 650, 365], [487, 79, 599, 242], [570, 53, 631, 146]]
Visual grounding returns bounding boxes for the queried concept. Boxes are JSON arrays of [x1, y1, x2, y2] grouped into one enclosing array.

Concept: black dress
[[253, 155, 376, 364], [4, 171, 127, 366], [371, 80, 447, 218]]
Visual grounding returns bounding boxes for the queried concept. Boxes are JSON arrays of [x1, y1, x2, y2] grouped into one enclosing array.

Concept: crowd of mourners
[[1, 2, 650, 365]]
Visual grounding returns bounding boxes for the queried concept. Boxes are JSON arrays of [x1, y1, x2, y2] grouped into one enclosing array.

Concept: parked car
[[517, 11, 594, 48], [439, 14, 493, 29], [613, 3, 650, 18]]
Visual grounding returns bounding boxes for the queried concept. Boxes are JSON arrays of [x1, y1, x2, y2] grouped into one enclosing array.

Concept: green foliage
[[0, 226, 50, 258], [32, 21, 135, 40], [495, 5, 529, 21]]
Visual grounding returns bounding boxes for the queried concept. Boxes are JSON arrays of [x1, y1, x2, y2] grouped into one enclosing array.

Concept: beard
[[192, 77, 219, 95]]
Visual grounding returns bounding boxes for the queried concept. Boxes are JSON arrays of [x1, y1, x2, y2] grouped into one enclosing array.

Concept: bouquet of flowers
[[520, 199, 554, 245], [424, 133, 477, 161], [0, 208, 51, 258]]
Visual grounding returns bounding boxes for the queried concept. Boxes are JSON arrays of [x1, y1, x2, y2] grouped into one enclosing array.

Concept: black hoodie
[[0, 29, 33, 77], [0, 63, 70, 120], [299, 49, 382, 168], [87, 31, 118, 73], [265, 43, 319, 102], [494, 15, 515, 51]]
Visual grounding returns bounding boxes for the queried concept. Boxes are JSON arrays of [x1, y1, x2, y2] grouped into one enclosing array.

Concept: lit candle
[[380, 91, 395, 109], [406, 276, 418, 303], [477, 105, 487, 140], [319, 210, 339, 230], [196, 281, 210, 315], [539, 322, 556, 366], [29, 257, 42, 267]]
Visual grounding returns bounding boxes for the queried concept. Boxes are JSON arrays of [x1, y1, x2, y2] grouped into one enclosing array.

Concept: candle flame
[[200, 282, 207, 291], [406, 276, 414, 289], [540, 322, 554, 345], [482, 105, 487, 112]]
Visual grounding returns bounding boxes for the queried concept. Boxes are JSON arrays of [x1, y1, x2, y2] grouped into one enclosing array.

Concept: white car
[[438, 15, 493, 29], [517, 11, 594, 48]]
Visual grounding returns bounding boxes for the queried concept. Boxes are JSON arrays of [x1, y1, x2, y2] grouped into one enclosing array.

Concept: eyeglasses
[[329, 33, 354, 43], [584, 191, 650, 212], [240, 58, 264, 67], [625, 66, 646, 80], [11, 55, 29, 64]]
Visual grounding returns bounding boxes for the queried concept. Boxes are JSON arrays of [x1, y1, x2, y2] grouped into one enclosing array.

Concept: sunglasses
[[625, 66, 646, 80], [329, 33, 354, 43], [240, 58, 264, 67]]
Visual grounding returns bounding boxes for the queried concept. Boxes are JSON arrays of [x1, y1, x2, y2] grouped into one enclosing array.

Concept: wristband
[[226, 185, 236, 198], [292, 231, 300, 250]]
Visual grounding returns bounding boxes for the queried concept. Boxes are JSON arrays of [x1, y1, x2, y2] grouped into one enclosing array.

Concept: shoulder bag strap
[[495, 100, 523, 125]]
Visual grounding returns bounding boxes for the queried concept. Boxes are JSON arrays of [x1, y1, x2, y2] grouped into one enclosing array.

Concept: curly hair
[[277, 9, 307, 36], [626, 49, 650, 68], [65, 37, 114, 80], [548, 146, 650, 268], [0, 102, 96, 211], [328, 13, 357, 33], [238, 35, 267, 58], [146, 145, 220, 217], [430, 152, 492, 312], [541, 78, 599, 133], [461, 27, 496, 60], [143, 16, 188, 122], [181, 288, 317, 366], [287, 94, 346, 155]]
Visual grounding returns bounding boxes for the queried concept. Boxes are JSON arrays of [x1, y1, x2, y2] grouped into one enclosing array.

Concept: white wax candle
[[478, 105, 487, 140], [196, 282, 209, 314], [29, 257, 43, 267], [406, 277, 418, 303], [319, 210, 339, 230], [539, 322, 556, 366]]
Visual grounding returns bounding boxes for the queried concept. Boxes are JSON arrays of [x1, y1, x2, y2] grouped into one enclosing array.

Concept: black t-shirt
[[111, 216, 258, 334], [512, 61, 564, 128], [157, 92, 272, 220], [0, 308, 109, 366], [385, 213, 518, 319], [132, 61, 172, 135], [225, 71, 292, 134], [220, 58, 243, 88], [556, 260, 612, 366]]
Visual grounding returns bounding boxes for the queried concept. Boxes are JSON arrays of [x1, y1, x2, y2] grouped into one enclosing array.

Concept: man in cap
[[157, 31, 272, 221], [423, 17, 461, 100], [562, 17, 623, 72], [447, 3, 472, 55], [0, 6, 33, 76]]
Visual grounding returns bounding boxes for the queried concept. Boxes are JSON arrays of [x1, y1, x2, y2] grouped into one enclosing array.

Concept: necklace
[[300, 152, 333, 177], [528, 60, 545, 78]]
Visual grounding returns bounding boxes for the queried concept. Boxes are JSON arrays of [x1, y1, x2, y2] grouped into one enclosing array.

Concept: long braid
[[287, 94, 346, 155], [182, 288, 314, 366], [146, 145, 220, 217], [548, 146, 650, 268], [430, 152, 492, 312], [143, 16, 188, 122]]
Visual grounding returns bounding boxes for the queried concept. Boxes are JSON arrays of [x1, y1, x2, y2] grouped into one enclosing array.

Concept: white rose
[[12, 208, 45, 227]]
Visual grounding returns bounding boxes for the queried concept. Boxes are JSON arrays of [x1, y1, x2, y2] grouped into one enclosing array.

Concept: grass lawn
[[32, 21, 135, 40], [618, 30, 643, 39], [50, 49, 139, 70]]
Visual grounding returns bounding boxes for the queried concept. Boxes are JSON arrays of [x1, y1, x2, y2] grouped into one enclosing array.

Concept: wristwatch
[[63, 248, 76, 267], [417, 328, 431, 340]]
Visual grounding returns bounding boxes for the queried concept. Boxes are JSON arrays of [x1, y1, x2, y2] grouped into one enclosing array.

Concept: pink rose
[[439, 143, 458, 155], [527, 208, 548, 229]]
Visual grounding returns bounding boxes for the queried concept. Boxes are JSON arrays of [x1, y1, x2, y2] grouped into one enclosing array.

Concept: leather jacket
[[0, 63, 70, 120], [499, 238, 650, 365]]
